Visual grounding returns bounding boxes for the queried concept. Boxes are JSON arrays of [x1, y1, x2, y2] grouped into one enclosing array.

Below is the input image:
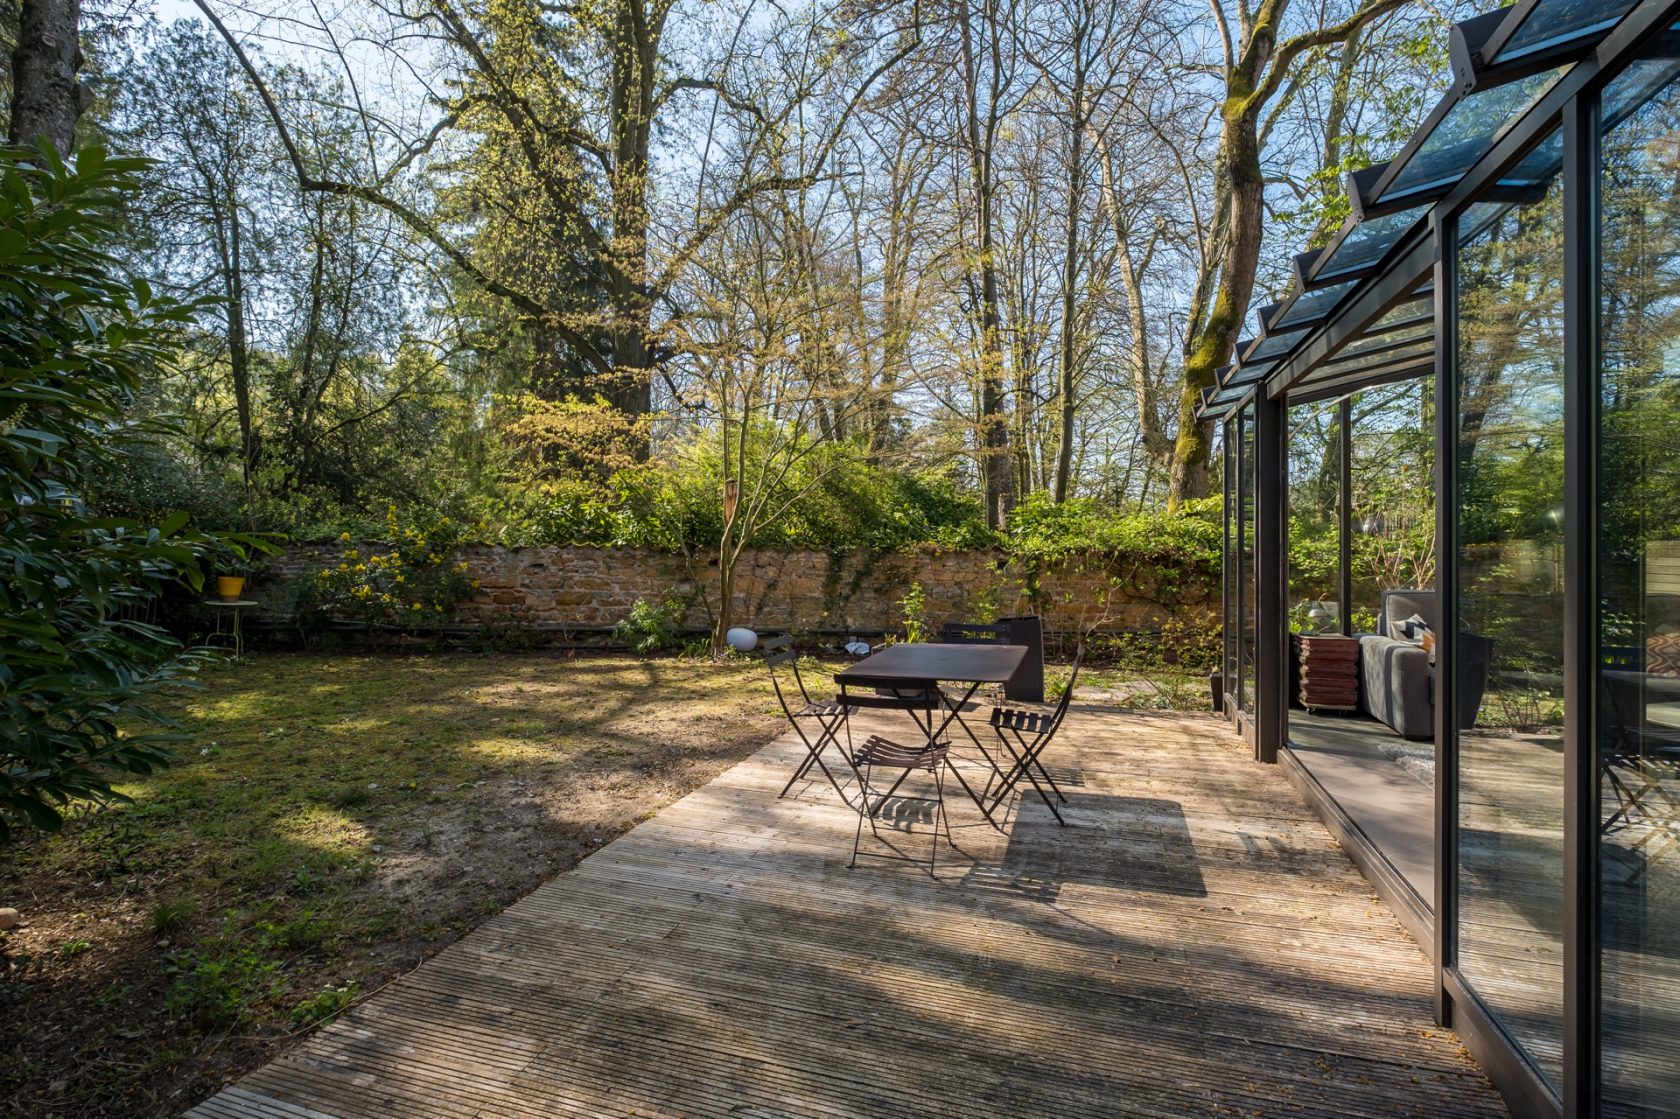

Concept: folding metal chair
[[836, 680, 961, 876], [985, 645, 1083, 825], [763, 635, 857, 800]]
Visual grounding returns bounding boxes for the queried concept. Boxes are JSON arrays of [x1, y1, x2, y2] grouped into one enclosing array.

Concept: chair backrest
[[1043, 645, 1085, 739], [760, 635, 814, 712], [940, 620, 1011, 645]]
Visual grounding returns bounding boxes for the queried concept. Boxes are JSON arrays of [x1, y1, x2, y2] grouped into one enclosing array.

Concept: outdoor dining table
[[834, 642, 1027, 820]]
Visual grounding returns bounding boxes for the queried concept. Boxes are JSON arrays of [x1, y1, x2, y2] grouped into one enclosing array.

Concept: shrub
[[0, 145, 260, 843], [306, 507, 478, 631], [613, 598, 686, 655], [898, 581, 930, 644]]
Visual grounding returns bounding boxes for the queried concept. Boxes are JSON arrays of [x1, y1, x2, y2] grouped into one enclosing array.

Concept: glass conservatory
[[1203, 1, 1680, 1115]]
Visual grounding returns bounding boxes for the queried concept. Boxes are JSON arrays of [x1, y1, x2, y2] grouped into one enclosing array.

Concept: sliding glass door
[[1453, 153, 1568, 1090], [1597, 55, 1680, 1118]]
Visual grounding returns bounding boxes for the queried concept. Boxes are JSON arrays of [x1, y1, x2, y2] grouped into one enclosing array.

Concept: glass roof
[[1604, 49, 1680, 127], [1379, 68, 1564, 203], [1297, 341, 1435, 392], [1311, 206, 1430, 283], [1492, 0, 1636, 63], [1338, 320, 1434, 359], [1221, 360, 1276, 389], [1244, 325, 1312, 363], [1270, 279, 1360, 331], [1198, 1, 1680, 424]]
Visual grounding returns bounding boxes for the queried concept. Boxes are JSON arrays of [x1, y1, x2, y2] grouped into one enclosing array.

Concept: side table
[[203, 599, 258, 661]]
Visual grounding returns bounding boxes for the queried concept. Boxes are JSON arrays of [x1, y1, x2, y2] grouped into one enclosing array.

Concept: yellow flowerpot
[[216, 576, 247, 601]]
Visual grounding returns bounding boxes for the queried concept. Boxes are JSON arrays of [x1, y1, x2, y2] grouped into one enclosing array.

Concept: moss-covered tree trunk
[[1167, 0, 1413, 512]]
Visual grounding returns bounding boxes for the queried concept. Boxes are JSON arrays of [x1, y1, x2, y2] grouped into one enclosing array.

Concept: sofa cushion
[[1392, 613, 1434, 645]]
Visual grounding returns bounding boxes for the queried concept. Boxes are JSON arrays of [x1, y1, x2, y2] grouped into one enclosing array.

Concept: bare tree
[[192, 0, 920, 426]]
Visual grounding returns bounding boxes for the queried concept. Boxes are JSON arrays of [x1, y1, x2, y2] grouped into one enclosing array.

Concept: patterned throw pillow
[[1393, 613, 1434, 647], [1649, 632, 1680, 678]]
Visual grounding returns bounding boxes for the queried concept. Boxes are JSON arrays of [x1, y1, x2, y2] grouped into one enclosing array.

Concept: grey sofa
[[1358, 589, 1491, 740]]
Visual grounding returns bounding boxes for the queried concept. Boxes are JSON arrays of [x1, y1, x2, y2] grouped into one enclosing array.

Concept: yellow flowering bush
[[308, 508, 476, 630]]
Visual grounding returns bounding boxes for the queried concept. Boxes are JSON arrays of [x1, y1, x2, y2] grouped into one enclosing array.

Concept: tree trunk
[[606, 0, 660, 422], [8, 0, 87, 154], [224, 190, 256, 493], [1052, 52, 1088, 504], [958, 0, 1015, 530], [1169, 76, 1265, 511]]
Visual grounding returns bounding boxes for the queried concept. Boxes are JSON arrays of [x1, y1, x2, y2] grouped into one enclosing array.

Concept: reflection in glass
[[1454, 163, 1566, 1089], [1288, 400, 1341, 635], [1387, 70, 1564, 201], [1224, 423, 1239, 708], [1598, 58, 1680, 1119], [1350, 381, 1435, 634], [1316, 206, 1430, 282], [1240, 404, 1257, 716]]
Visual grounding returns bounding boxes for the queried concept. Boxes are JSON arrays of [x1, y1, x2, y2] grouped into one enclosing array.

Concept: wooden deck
[[185, 705, 1508, 1119]]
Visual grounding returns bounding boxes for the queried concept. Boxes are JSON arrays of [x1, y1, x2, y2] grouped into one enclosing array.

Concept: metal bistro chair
[[986, 645, 1084, 825], [939, 620, 1011, 704], [836, 676, 965, 877], [763, 635, 858, 801]]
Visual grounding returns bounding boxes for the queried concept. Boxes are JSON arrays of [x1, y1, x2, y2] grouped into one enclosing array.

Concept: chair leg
[[849, 762, 872, 869], [929, 762, 945, 879], [779, 716, 851, 801]]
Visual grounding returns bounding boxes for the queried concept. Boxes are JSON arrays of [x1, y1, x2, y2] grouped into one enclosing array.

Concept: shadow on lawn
[[0, 651, 786, 1119]]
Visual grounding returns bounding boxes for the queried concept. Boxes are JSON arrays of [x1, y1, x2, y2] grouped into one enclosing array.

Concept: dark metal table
[[835, 643, 1027, 822], [836, 642, 1028, 689]]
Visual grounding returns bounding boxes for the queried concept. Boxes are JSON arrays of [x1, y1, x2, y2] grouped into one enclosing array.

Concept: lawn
[[0, 652, 787, 1118]]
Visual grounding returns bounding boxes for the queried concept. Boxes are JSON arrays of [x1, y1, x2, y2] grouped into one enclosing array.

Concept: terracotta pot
[[216, 575, 247, 601]]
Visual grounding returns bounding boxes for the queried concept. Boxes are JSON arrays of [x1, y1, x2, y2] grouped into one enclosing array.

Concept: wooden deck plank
[[185, 706, 1508, 1119]]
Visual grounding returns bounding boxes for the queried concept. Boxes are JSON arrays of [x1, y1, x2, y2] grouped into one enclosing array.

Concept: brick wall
[[258, 545, 1213, 637]]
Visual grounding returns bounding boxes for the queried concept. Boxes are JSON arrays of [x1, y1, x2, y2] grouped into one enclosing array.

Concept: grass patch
[[0, 651, 788, 1118]]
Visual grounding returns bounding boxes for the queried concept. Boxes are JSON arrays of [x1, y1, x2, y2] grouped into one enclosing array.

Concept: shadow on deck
[[185, 706, 1508, 1119]]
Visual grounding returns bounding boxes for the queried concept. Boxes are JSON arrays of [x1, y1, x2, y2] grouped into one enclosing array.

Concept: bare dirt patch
[[0, 652, 785, 1118]]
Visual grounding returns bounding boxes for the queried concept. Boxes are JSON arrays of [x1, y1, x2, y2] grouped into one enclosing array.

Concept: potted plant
[[213, 550, 253, 601]]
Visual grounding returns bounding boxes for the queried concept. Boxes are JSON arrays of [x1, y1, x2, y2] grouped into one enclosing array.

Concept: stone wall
[[258, 545, 1214, 637]]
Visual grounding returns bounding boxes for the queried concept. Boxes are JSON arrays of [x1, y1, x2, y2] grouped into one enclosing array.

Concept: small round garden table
[[203, 599, 258, 661]]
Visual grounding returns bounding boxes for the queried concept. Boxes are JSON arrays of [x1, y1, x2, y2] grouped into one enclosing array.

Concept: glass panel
[[1240, 404, 1257, 716], [1370, 294, 1434, 330], [1286, 380, 1437, 903], [1384, 70, 1565, 202], [1503, 131, 1564, 190], [1320, 340, 1435, 378], [1493, 0, 1635, 64], [1274, 279, 1361, 330], [1225, 423, 1238, 707], [1340, 320, 1435, 360], [1247, 326, 1311, 363], [1289, 399, 1342, 634], [1351, 378, 1436, 631], [1597, 57, 1680, 1119], [1454, 160, 1566, 1088], [1315, 206, 1430, 282]]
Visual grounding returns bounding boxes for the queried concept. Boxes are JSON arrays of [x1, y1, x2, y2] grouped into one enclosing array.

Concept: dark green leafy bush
[[0, 145, 256, 842]]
